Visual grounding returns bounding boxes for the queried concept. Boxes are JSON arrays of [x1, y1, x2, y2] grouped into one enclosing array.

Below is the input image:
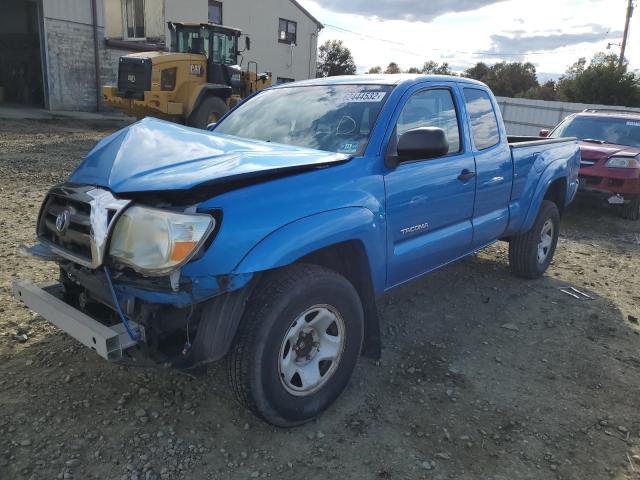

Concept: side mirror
[[539, 128, 550, 137], [396, 127, 449, 162], [245, 36, 251, 51], [206, 122, 216, 131]]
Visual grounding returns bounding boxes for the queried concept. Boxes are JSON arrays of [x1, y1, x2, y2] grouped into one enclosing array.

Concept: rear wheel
[[620, 197, 640, 221], [227, 264, 364, 427], [188, 96, 228, 129], [508, 200, 560, 279]]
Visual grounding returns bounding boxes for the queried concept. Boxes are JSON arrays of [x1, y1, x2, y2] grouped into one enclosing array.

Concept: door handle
[[458, 169, 476, 182]]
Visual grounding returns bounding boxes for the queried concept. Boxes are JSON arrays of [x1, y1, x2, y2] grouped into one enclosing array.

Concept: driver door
[[384, 86, 477, 288]]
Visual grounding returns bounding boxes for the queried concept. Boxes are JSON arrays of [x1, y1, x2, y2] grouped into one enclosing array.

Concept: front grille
[[39, 194, 93, 261], [37, 185, 130, 269], [582, 175, 603, 186], [117, 57, 152, 100]]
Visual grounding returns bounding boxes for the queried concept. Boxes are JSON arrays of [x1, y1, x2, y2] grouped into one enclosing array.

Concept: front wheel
[[227, 264, 364, 427], [508, 200, 560, 279], [620, 197, 640, 221]]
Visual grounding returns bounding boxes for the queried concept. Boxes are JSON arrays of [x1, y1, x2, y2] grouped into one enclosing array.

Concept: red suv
[[542, 109, 640, 220]]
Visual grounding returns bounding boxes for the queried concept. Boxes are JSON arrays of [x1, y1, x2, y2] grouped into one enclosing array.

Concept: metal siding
[[42, 0, 104, 26], [497, 96, 640, 135]]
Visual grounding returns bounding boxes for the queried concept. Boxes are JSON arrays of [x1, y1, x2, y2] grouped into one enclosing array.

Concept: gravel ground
[[1, 118, 640, 480]]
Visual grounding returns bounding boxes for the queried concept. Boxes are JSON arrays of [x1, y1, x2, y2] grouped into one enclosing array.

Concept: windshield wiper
[[582, 138, 606, 144]]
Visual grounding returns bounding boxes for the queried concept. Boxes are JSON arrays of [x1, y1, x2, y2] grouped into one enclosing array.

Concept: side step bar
[[13, 280, 143, 361]]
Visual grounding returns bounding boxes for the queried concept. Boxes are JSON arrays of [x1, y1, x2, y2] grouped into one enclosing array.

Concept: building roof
[[289, 0, 323, 29]]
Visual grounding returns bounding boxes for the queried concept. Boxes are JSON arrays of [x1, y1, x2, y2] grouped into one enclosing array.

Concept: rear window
[[551, 115, 640, 148], [463, 88, 500, 150]]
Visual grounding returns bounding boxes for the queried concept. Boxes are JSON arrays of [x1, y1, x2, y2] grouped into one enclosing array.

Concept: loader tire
[[189, 96, 228, 129]]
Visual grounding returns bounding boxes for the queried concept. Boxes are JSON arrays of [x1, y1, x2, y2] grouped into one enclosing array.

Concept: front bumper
[[13, 281, 143, 361], [578, 164, 640, 197]]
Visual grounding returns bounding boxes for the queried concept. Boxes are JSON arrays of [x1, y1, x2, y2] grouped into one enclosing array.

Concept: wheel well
[[544, 177, 567, 216], [188, 85, 231, 120], [297, 241, 381, 359]]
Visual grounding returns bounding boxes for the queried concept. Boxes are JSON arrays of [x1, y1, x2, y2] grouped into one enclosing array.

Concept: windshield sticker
[[343, 91, 387, 103], [627, 121, 640, 127], [339, 142, 359, 153]]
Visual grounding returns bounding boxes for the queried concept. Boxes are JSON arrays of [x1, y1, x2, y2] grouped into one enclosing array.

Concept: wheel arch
[[233, 207, 386, 359], [522, 162, 569, 232], [187, 83, 232, 121], [543, 177, 567, 216]]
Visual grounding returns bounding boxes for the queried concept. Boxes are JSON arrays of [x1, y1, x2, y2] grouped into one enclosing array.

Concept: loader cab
[[168, 22, 246, 89]]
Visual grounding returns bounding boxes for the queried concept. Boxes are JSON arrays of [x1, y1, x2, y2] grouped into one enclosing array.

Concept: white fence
[[495, 96, 640, 136]]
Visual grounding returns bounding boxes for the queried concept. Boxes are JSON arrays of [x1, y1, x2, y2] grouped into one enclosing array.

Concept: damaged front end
[[15, 183, 254, 368]]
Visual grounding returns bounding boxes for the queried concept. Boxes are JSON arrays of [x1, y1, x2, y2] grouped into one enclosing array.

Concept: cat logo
[[127, 74, 136, 83], [190, 64, 202, 76]]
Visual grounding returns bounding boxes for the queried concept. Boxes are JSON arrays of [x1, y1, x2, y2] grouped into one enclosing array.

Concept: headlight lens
[[109, 206, 214, 275], [605, 156, 639, 168]]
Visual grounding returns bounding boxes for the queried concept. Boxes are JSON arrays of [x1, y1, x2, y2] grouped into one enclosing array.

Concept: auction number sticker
[[343, 91, 387, 102]]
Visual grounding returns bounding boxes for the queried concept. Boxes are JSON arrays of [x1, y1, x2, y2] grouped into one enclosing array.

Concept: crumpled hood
[[69, 117, 350, 193]]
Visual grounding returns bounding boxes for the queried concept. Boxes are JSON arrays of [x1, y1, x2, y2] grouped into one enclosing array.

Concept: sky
[[298, 0, 639, 80]]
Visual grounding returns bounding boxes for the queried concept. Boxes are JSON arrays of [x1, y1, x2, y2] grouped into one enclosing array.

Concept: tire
[[228, 263, 364, 427], [188, 96, 228, 129], [508, 200, 560, 279], [620, 197, 640, 221]]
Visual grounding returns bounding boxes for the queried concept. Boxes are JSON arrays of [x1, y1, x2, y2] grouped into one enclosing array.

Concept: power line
[[322, 22, 622, 58]]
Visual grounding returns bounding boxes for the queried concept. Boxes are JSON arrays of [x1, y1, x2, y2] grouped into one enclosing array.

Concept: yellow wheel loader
[[103, 22, 272, 128]]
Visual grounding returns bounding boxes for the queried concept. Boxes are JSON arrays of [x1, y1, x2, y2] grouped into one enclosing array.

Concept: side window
[[278, 19, 297, 44], [463, 88, 500, 150], [395, 89, 461, 155]]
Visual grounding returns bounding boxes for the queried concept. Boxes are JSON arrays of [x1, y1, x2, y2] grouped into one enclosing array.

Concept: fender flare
[[521, 160, 568, 232], [233, 207, 386, 290]]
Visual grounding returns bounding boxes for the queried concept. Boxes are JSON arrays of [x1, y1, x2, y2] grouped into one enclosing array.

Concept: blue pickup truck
[[15, 75, 580, 426]]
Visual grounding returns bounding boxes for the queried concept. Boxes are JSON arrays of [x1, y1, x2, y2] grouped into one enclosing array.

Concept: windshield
[[211, 31, 237, 65], [176, 28, 208, 55], [551, 115, 640, 147], [214, 85, 394, 154], [174, 28, 237, 65]]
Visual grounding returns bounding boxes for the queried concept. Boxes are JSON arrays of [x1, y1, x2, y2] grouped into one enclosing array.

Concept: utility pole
[[619, 0, 635, 69]]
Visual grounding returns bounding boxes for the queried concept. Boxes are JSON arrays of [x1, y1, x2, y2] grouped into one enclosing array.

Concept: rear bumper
[[102, 85, 183, 118], [13, 281, 143, 361]]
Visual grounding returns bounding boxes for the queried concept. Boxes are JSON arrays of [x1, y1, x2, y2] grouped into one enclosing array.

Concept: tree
[[556, 53, 640, 106], [464, 61, 538, 97], [464, 62, 491, 82], [409, 61, 455, 75], [316, 40, 356, 77], [522, 80, 557, 101], [384, 62, 401, 74], [367, 65, 382, 74]]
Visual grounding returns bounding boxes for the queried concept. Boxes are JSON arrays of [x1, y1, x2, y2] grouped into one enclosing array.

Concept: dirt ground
[[1, 118, 640, 480]]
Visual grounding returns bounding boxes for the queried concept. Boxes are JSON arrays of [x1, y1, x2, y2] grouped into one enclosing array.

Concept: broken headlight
[[109, 206, 214, 275]]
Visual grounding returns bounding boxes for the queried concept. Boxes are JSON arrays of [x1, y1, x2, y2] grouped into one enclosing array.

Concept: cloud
[[314, 0, 508, 22], [489, 25, 623, 55]]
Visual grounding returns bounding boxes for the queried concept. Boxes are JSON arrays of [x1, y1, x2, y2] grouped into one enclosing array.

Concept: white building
[[0, 0, 322, 112], [105, 0, 323, 84]]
